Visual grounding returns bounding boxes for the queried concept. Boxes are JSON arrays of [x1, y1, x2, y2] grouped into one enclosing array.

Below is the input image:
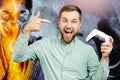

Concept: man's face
[[58, 11, 81, 44]]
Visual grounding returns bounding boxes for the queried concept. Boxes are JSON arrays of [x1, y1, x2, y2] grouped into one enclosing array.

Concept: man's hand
[[101, 36, 114, 63], [22, 11, 51, 35]]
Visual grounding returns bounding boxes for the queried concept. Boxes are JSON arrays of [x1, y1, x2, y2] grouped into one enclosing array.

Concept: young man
[[12, 5, 113, 80]]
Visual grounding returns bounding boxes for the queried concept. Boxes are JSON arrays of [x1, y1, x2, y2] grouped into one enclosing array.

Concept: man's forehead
[[60, 12, 79, 20], [61, 17, 78, 21]]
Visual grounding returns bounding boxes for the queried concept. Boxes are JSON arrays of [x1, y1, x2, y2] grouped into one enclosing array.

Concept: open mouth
[[64, 29, 73, 34]]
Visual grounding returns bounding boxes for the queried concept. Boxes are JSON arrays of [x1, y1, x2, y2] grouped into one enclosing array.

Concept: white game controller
[[86, 29, 110, 43]]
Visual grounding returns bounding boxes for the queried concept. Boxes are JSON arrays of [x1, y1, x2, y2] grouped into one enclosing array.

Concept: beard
[[61, 30, 77, 44]]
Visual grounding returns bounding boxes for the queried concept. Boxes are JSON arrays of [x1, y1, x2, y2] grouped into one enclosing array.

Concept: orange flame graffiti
[[0, 0, 33, 80]]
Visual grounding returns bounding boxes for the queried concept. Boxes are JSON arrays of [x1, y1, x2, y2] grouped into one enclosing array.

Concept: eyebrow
[[61, 17, 78, 21], [61, 17, 67, 20], [72, 19, 78, 21]]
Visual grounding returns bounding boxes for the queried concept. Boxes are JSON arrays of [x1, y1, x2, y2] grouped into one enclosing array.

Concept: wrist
[[22, 24, 32, 35], [101, 57, 109, 64], [22, 30, 31, 35]]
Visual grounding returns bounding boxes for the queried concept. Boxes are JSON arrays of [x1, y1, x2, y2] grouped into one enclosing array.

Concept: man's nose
[[66, 22, 72, 28]]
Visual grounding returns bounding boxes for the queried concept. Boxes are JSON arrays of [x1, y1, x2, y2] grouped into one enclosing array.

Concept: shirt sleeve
[[12, 32, 41, 62], [87, 47, 109, 80]]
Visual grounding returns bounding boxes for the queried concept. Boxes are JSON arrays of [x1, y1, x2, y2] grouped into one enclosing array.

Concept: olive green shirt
[[12, 32, 109, 80]]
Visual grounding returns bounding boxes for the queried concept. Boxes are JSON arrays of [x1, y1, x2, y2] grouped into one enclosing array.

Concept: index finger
[[40, 19, 51, 23], [109, 36, 114, 44]]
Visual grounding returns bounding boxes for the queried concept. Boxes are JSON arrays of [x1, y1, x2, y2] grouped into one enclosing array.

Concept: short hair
[[59, 4, 82, 21]]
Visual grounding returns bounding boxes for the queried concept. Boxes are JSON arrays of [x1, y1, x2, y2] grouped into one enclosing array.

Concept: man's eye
[[72, 21, 77, 23], [62, 20, 67, 22]]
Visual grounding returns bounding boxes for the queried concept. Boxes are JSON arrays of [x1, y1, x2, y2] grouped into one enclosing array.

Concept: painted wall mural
[[0, 0, 120, 80]]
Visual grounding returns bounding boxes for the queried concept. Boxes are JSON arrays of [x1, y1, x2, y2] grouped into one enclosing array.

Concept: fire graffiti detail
[[0, 0, 33, 80]]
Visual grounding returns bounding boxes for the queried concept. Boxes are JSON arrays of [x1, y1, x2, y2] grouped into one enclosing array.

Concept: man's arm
[[12, 11, 51, 62], [87, 36, 113, 80], [87, 50, 109, 80], [12, 32, 33, 62]]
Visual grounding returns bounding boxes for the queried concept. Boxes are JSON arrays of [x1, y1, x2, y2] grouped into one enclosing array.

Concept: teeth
[[64, 29, 72, 33]]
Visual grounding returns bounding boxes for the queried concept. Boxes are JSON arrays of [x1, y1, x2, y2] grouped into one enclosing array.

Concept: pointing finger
[[40, 19, 51, 23]]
